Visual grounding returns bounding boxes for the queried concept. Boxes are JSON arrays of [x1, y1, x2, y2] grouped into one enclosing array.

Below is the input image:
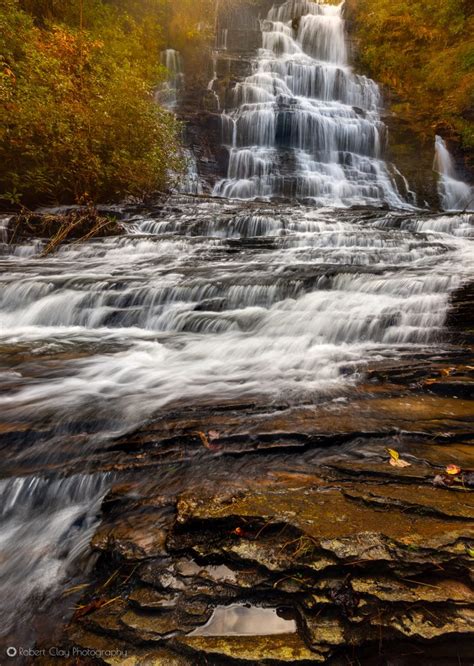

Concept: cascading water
[[158, 48, 185, 109], [1, 0, 473, 648], [434, 135, 473, 212], [0, 472, 111, 641], [158, 50, 203, 194], [1, 207, 473, 647], [213, 0, 407, 207]]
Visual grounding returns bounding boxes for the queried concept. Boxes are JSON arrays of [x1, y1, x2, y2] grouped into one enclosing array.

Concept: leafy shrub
[[345, 0, 474, 157], [0, 0, 186, 206]]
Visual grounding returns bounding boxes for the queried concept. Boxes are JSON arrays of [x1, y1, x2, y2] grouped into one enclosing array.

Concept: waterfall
[[434, 136, 473, 212], [218, 27, 229, 50], [207, 54, 221, 111], [158, 49, 203, 194], [176, 148, 204, 195], [158, 48, 184, 109], [213, 0, 407, 207], [0, 472, 111, 639]]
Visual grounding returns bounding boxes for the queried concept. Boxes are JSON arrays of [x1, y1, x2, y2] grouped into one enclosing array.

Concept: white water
[[158, 48, 185, 109], [1, 205, 472, 436], [0, 472, 110, 639], [434, 136, 473, 212], [213, 0, 407, 207], [1, 206, 473, 642], [1, 0, 473, 643], [158, 50, 203, 194]]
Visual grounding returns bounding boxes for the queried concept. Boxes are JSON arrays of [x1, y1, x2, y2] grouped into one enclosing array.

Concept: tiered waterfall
[[214, 0, 407, 207]]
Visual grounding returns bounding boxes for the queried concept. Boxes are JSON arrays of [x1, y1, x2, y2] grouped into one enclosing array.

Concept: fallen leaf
[[387, 448, 411, 467], [446, 464, 461, 475], [441, 367, 456, 377], [194, 430, 220, 451], [390, 457, 411, 468], [73, 596, 120, 619], [195, 431, 211, 449]]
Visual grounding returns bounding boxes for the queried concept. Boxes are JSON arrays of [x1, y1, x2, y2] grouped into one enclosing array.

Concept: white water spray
[[158, 48, 185, 109], [434, 136, 473, 211]]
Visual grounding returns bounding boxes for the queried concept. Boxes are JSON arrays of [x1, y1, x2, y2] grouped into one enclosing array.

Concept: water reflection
[[191, 603, 296, 636]]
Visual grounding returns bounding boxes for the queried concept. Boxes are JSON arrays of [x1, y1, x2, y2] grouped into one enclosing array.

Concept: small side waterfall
[[434, 136, 473, 211], [0, 473, 111, 640], [213, 0, 407, 207], [176, 148, 204, 195], [158, 48, 184, 109], [158, 49, 203, 194]]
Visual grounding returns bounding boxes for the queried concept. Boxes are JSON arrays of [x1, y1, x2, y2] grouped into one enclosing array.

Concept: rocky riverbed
[[1, 197, 471, 663], [48, 342, 474, 665]]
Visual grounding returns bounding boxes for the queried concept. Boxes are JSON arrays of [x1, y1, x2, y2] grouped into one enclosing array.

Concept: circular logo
[[6, 647, 17, 657]]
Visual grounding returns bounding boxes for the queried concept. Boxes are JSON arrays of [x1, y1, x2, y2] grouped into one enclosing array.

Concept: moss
[[176, 633, 326, 662]]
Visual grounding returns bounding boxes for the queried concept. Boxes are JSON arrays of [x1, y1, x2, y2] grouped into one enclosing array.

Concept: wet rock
[[64, 459, 474, 663], [59, 349, 474, 664], [447, 281, 474, 343], [79, 599, 128, 638], [138, 561, 187, 592], [301, 613, 347, 649], [128, 587, 179, 611], [92, 514, 170, 561], [138, 557, 264, 603], [174, 633, 327, 663], [377, 606, 474, 640], [176, 479, 474, 553], [351, 576, 473, 604], [220, 538, 314, 573], [68, 626, 191, 665], [326, 576, 361, 617], [120, 604, 211, 641], [343, 484, 474, 520]]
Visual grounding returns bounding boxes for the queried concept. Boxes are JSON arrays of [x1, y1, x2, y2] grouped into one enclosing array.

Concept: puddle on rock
[[175, 559, 238, 584], [190, 603, 296, 636]]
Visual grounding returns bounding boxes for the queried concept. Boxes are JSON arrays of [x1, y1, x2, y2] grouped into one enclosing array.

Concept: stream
[[0, 0, 473, 655], [1, 201, 473, 644]]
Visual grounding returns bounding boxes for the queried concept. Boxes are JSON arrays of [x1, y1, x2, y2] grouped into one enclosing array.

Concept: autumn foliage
[[345, 0, 474, 158], [0, 0, 216, 206]]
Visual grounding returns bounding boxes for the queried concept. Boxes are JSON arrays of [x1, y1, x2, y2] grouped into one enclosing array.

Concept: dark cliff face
[[177, 0, 274, 192]]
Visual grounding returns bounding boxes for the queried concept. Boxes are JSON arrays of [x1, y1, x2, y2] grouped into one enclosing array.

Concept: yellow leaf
[[441, 367, 456, 377], [390, 458, 411, 468], [446, 464, 461, 475], [388, 448, 400, 461]]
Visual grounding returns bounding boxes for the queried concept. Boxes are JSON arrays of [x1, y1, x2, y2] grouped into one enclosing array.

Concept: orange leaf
[[446, 464, 461, 476]]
